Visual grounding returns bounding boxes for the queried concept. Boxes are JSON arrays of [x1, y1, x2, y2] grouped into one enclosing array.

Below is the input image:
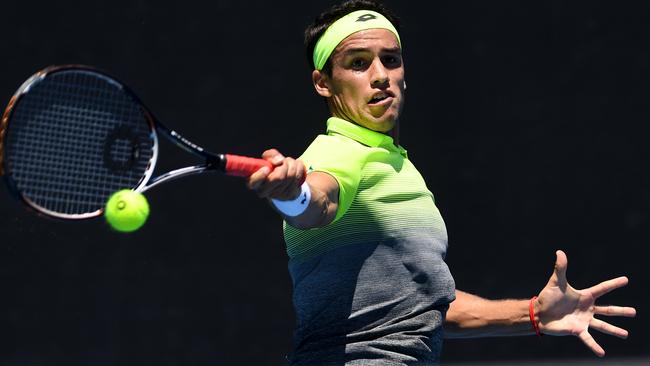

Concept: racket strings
[[5, 70, 155, 217]]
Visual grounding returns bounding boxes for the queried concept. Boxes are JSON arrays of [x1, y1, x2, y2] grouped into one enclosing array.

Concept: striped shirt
[[284, 117, 455, 365]]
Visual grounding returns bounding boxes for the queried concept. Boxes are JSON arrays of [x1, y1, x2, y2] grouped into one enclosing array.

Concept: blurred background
[[0, 0, 647, 365]]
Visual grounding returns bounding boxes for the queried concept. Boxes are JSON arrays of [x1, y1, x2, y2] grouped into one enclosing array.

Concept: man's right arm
[[246, 148, 339, 229]]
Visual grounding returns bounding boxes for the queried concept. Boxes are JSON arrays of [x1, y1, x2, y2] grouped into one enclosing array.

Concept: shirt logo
[[356, 13, 377, 22]]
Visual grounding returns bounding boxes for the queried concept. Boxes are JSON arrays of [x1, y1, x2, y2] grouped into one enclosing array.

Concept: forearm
[[444, 290, 535, 338]]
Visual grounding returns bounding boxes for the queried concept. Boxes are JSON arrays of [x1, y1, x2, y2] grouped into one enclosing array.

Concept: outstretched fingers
[[590, 318, 629, 339], [586, 276, 629, 299], [546, 250, 569, 289], [578, 330, 605, 357], [594, 305, 637, 317]]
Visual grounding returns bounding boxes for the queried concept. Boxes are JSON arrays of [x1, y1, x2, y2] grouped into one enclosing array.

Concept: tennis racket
[[0, 65, 274, 220]]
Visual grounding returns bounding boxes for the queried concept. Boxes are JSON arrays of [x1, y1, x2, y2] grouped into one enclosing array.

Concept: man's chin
[[362, 119, 397, 134], [372, 115, 398, 132]]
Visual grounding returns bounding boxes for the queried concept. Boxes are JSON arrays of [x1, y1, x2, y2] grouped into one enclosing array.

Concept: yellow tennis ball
[[104, 189, 149, 232]]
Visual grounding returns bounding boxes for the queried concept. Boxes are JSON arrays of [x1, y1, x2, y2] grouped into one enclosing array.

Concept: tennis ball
[[104, 189, 149, 232]]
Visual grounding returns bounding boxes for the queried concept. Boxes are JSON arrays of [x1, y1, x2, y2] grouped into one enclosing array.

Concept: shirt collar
[[326, 117, 408, 157]]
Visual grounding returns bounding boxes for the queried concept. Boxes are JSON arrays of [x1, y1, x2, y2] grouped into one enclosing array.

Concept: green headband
[[312, 10, 401, 71]]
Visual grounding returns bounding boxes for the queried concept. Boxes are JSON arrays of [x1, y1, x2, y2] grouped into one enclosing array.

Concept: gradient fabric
[[285, 117, 442, 262], [283, 118, 455, 365]]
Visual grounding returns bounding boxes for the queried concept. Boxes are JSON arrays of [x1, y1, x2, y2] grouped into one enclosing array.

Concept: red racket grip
[[224, 154, 274, 177]]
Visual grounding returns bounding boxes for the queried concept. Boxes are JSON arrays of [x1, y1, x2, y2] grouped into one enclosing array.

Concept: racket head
[[0, 65, 158, 219]]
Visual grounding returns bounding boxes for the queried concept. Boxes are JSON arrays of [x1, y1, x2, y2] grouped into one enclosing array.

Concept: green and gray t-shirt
[[284, 117, 455, 365]]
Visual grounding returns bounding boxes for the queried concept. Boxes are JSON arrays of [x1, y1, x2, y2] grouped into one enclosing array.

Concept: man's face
[[314, 28, 405, 133]]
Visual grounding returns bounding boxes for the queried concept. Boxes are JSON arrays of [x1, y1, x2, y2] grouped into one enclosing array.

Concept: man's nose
[[370, 59, 389, 87]]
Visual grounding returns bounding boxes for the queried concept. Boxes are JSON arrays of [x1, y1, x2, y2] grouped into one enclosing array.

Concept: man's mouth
[[368, 91, 394, 105]]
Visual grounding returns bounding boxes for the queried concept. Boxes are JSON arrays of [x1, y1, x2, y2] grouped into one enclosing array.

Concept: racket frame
[[1, 65, 262, 220]]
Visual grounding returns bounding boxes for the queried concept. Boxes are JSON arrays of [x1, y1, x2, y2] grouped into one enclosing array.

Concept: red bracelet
[[529, 296, 542, 337]]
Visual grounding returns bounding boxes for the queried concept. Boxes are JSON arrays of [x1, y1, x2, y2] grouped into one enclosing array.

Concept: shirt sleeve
[[299, 134, 367, 222]]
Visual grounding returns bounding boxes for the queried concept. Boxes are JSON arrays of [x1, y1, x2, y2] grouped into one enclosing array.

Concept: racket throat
[[141, 163, 218, 193]]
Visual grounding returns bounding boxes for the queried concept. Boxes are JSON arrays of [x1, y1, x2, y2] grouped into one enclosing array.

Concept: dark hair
[[304, 0, 401, 75]]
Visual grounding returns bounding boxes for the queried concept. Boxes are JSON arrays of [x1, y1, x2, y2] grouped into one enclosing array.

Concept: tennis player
[[247, 1, 636, 364]]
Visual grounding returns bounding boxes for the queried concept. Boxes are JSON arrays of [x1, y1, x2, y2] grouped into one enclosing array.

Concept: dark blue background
[[1, 0, 647, 364]]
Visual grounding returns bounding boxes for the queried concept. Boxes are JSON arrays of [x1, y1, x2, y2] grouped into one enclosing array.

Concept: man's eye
[[351, 59, 367, 68], [383, 55, 401, 67]]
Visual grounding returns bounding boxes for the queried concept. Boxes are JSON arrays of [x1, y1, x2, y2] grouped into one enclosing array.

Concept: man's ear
[[312, 69, 332, 97]]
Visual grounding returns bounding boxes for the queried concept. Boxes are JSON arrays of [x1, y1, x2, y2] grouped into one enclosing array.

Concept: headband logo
[[356, 13, 377, 22]]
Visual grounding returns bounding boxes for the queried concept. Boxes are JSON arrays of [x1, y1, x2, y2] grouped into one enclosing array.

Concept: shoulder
[[299, 134, 369, 171]]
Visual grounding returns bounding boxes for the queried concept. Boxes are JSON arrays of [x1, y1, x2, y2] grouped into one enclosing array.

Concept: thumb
[[547, 249, 568, 290]]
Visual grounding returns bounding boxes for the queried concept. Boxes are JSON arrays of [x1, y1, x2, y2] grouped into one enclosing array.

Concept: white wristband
[[271, 181, 311, 217]]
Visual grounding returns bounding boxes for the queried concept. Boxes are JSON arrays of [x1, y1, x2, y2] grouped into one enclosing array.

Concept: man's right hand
[[246, 148, 340, 229], [246, 149, 306, 201]]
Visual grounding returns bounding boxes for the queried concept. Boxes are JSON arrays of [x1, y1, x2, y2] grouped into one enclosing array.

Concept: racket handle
[[224, 154, 274, 177]]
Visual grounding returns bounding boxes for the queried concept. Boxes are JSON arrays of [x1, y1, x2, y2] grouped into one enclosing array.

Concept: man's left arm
[[444, 290, 533, 338], [444, 250, 637, 357]]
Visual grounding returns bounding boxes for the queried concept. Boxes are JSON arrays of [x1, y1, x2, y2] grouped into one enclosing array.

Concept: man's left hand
[[536, 250, 636, 357]]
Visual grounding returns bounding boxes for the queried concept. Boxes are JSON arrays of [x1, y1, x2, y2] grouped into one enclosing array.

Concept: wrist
[[271, 181, 311, 217], [529, 296, 542, 337]]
